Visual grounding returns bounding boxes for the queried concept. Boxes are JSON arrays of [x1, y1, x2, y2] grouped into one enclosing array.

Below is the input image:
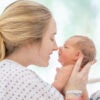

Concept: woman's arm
[[64, 55, 95, 100], [82, 88, 88, 100]]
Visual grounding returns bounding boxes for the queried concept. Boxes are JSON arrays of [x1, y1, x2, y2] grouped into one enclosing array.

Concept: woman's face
[[58, 38, 79, 66], [38, 18, 58, 66]]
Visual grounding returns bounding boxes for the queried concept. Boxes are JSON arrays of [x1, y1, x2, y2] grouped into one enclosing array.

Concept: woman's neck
[[6, 45, 45, 67]]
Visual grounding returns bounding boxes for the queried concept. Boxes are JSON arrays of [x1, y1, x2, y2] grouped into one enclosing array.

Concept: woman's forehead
[[43, 18, 56, 36]]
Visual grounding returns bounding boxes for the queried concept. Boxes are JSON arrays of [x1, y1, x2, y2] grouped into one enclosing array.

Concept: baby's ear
[[74, 51, 82, 60]]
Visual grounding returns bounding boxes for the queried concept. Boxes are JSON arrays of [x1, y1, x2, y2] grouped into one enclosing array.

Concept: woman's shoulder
[[0, 59, 40, 78], [0, 59, 64, 100]]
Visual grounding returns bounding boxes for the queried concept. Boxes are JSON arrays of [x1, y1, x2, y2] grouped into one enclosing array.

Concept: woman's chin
[[43, 64, 48, 67], [42, 60, 49, 67]]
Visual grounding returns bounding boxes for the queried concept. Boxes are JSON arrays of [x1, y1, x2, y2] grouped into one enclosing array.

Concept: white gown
[[0, 59, 64, 100]]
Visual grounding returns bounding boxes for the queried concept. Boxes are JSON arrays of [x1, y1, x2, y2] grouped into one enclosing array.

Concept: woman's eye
[[51, 38, 54, 41]]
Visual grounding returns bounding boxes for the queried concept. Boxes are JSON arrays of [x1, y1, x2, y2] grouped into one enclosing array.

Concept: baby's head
[[59, 35, 96, 67]]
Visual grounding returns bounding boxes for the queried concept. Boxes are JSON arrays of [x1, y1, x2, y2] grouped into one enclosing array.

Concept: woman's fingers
[[81, 60, 96, 75]]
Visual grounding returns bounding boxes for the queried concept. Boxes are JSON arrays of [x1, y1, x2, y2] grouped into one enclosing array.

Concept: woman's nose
[[54, 42, 58, 50]]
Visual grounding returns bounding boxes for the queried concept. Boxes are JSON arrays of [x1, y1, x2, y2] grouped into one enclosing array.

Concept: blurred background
[[0, 0, 100, 97]]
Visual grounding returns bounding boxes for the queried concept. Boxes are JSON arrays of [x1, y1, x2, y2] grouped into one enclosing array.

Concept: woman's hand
[[64, 54, 96, 98]]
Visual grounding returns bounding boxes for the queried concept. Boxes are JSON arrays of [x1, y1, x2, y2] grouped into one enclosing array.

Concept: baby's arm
[[52, 65, 74, 92]]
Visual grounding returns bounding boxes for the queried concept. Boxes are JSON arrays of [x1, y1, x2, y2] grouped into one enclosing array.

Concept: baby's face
[[58, 38, 80, 66]]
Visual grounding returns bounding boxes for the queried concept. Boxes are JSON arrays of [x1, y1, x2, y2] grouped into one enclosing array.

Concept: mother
[[0, 0, 94, 99]]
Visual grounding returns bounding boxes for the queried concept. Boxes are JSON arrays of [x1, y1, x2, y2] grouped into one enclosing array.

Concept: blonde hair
[[0, 0, 52, 60], [70, 35, 96, 67]]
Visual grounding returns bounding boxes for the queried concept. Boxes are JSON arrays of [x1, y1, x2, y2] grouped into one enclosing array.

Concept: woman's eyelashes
[[50, 37, 55, 41]]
